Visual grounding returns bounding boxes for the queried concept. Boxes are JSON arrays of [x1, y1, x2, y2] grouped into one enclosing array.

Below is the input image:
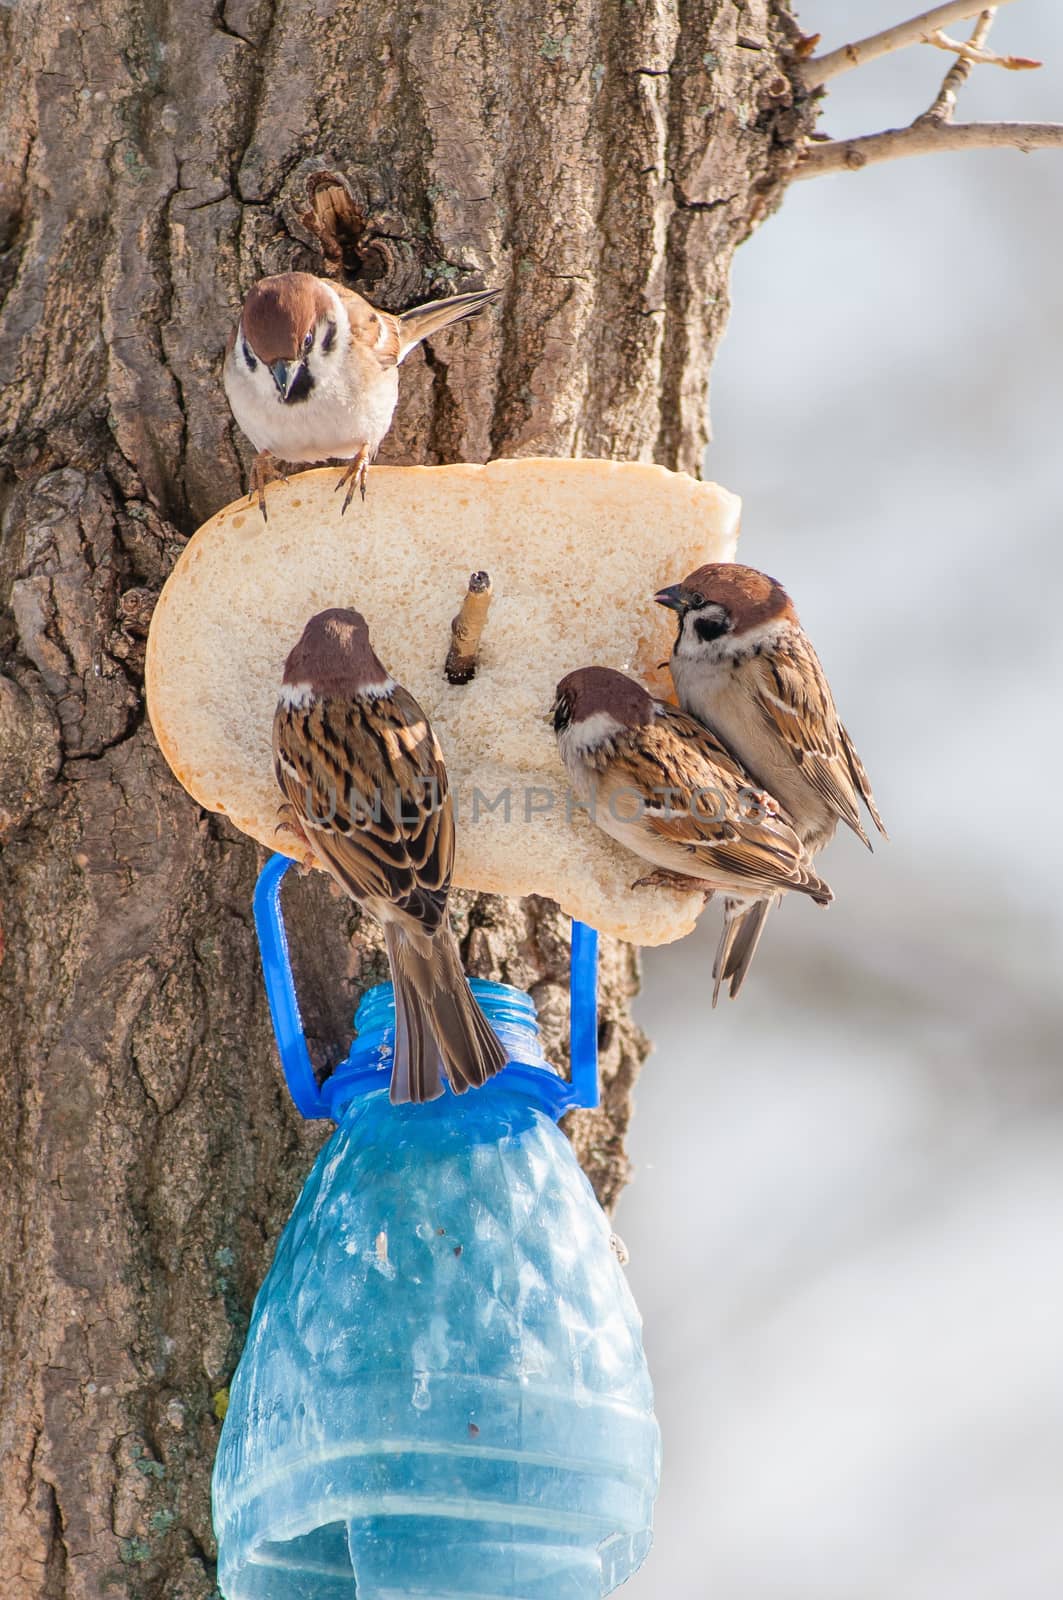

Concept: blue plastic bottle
[[212, 856, 660, 1599]]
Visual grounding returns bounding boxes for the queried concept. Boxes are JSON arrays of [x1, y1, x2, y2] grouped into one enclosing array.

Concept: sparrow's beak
[[550, 694, 575, 734], [269, 359, 300, 400], [654, 584, 685, 612]]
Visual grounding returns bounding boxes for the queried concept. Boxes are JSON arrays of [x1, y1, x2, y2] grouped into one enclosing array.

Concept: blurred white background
[[621, 4, 1063, 1596]]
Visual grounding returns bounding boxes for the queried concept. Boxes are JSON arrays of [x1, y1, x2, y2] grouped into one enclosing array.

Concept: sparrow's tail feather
[[383, 921, 507, 1103], [396, 289, 501, 362], [792, 863, 833, 906], [839, 722, 889, 846], [712, 897, 776, 1006], [389, 983, 444, 1104]]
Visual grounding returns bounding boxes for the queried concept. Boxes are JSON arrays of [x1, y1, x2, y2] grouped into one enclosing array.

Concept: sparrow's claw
[[336, 447, 370, 515], [249, 451, 288, 522], [274, 807, 315, 874], [632, 868, 715, 900]]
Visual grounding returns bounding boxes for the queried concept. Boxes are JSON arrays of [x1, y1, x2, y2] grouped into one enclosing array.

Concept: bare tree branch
[[797, 0, 1022, 91], [798, 5, 1060, 180], [797, 120, 1063, 179]]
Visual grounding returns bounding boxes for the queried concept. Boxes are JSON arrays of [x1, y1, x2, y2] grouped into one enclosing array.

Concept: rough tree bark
[[0, 2, 812, 1594]]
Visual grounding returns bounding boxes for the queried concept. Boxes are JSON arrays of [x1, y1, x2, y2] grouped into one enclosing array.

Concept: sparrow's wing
[[273, 683, 454, 932], [331, 283, 402, 369], [603, 710, 831, 901], [839, 721, 888, 840], [396, 289, 501, 362], [745, 635, 885, 845]]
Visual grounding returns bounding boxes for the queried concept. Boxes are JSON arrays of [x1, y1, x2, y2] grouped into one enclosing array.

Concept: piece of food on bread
[[146, 458, 740, 946]]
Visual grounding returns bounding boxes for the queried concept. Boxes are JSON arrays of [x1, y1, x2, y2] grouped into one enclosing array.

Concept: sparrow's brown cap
[[554, 666, 655, 730], [282, 608, 390, 697], [242, 272, 334, 362], [657, 561, 796, 630]]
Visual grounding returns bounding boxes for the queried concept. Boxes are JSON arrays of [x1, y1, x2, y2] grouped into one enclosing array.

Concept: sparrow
[[224, 272, 500, 516], [656, 562, 886, 994], [553, 666, 833, 1002], [273, 607, 507, 1103]]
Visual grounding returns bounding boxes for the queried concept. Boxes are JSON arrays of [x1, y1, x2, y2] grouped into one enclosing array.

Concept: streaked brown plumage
[[657, 563, 885, 994], [273, 608, 506, 1102], [553, 666, 832, 1003], [658, 563, 885, 851]]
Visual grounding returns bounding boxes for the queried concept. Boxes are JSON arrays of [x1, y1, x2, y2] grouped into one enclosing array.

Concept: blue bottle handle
[[568, 916, 599, 1110], [253, 853, 600, 1120]]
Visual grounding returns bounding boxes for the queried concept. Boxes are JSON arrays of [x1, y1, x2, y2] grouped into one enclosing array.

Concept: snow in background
[[620, 4, 1063, 1596]]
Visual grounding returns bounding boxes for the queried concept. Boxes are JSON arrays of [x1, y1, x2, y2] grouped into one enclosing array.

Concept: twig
[[444, 571, 492, 685], [797, 0, 1021, 91], [927, 29, 1039, 71], [797, 120, 1063, 179], [920, 8, 996, 125]]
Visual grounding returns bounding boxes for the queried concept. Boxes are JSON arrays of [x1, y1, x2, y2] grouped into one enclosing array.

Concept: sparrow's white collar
[[279, 681, 315, 709], [278, 676, 396, 708], [676, 615, 791, 661], [560, 710, 624, 757], [357, 677, 396, 699]]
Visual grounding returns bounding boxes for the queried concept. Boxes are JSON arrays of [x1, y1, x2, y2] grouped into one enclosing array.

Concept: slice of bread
[[146, 459, 739, 945]]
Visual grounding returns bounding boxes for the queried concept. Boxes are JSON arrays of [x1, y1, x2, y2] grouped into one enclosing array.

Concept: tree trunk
[[0, 2, 810, 1593]]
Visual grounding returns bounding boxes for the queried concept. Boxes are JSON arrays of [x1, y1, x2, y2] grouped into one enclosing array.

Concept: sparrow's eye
[[303, 330, 314, 353], [553, 697, 572, 734], [321, 320, 337, 353]]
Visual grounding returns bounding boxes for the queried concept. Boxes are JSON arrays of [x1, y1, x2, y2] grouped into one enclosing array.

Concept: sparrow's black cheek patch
[[322, 320, 337, 353], [283, 366, 315, 405], [242, 339, 257, 372], [694, 614, 730, 645]]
